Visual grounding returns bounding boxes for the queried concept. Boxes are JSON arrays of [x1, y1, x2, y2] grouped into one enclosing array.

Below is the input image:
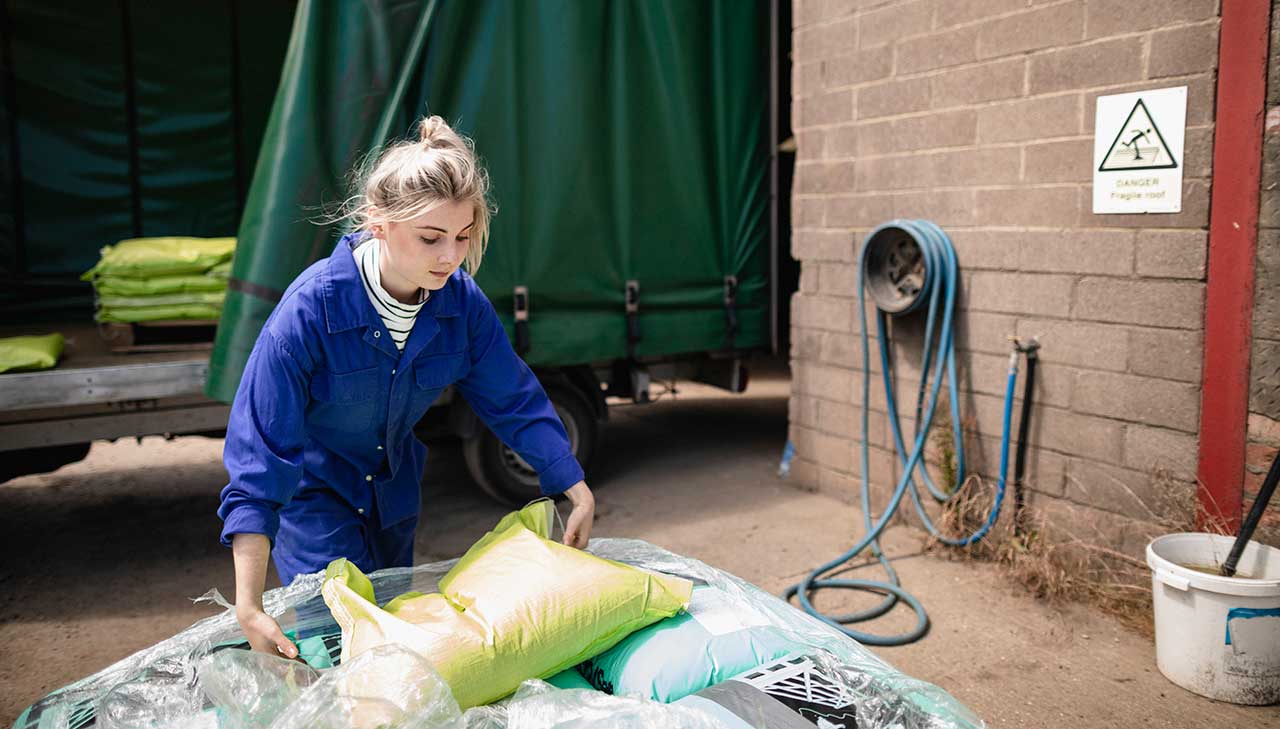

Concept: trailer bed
[[0, 323, 228, 452]]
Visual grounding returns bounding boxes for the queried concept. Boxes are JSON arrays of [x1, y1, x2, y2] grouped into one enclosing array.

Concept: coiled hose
[[785, 220, 1019, 646]]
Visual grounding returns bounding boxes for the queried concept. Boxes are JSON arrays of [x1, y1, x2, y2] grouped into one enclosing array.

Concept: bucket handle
[[1155, 568, 1191, 591]]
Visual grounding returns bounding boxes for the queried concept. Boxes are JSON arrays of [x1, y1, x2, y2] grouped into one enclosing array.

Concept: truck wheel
[[0, 442, 92, 484], [463, 385, 598, 506]]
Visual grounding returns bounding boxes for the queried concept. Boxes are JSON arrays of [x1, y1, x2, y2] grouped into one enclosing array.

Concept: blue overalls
[[218, 233, 583, 585]]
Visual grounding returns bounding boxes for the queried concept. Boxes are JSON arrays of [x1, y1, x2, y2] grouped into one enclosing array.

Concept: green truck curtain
[[207, 0, 769, 402], [0, 0, 295, 321]]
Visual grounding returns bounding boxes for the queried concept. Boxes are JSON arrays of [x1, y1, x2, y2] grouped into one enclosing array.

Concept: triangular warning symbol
[[1098, 98, 1178, 172]]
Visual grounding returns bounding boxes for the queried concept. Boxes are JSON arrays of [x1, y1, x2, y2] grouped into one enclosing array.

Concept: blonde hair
[[336, 116, 493, 273]]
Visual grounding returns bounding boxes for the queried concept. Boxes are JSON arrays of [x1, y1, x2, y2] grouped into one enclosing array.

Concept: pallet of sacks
[[80, 237, 234, 351]]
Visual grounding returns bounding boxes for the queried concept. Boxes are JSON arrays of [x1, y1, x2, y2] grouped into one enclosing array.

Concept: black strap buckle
[[625, 280, 641, 358], [513, 285, 530, 354], [724, 275, 739, 344]]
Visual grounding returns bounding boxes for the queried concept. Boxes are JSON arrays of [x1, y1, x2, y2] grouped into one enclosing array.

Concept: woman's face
[[376, 200, 474, 293]]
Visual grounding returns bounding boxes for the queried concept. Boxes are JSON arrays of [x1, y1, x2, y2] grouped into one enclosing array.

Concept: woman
[[218, 116, 595, 657]]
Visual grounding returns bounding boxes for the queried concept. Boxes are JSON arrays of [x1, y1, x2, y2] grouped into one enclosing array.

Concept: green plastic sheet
[[206, 0, 769, 402]]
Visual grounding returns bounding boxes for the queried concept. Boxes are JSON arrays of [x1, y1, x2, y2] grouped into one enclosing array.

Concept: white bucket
[[1146, 532, 1280, 705]]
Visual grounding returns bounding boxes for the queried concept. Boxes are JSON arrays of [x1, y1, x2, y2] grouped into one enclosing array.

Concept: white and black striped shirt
[[353, 238, 427, 351]]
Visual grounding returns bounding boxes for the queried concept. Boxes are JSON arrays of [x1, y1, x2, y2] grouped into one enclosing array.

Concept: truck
[[0, 0, 796, 505]]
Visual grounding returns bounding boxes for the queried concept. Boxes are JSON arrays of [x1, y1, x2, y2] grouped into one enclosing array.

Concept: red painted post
[[1196, 0, 1272, 532]]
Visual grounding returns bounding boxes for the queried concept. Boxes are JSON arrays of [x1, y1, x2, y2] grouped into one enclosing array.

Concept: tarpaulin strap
[[513, 285, 530, 354], [228, 276, 284, 303], [723, 275, 739, 347], [625, 280, 640, 359]]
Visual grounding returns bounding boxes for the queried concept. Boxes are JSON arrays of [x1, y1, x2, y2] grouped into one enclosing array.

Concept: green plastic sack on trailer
[[577, 585, 807, 702], [0, 333, 65, 373], [94, 273, 228, 296], [97, 291, 226, 309], [96, 303, 223, 323], [81, 237, 236, 279], [322, 501, 693, 709]]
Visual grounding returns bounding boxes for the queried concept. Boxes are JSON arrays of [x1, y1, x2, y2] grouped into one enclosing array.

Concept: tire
[[0, 442, 92, 484], [463, 385, 599, 507]]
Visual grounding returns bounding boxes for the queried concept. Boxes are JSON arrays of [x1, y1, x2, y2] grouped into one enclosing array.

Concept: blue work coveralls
[[218, 233, 583, 585]]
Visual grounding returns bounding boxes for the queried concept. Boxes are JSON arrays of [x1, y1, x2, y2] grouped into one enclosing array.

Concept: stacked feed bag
[[81, 237, 235, 323]]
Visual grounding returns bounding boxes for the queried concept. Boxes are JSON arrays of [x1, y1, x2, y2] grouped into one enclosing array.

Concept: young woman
[[218, 116, 595, 657]]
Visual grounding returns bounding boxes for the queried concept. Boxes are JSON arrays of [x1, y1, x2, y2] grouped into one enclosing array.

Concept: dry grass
[[925, 469, 1233, 636]]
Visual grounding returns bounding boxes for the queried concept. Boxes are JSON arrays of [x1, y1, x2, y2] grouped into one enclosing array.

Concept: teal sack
[[577, 586, 806, 703], [545, 669, 597, 691], [0, 333, 66, 373]]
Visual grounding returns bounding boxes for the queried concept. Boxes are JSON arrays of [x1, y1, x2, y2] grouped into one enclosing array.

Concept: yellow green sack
[[81, 237, 235, 278], [322, 501, 692, 709], [94, 274, 227, 296], [0, 333, 65, 373], [95, 304, 222, 323], [97, 291, 226, 309]]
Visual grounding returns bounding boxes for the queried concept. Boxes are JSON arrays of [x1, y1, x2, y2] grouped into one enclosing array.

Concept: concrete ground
[[1, 361, 1275, 728]]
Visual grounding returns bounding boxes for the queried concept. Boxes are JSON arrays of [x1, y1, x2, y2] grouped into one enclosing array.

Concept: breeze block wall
[[788, 0, 1223, 550]]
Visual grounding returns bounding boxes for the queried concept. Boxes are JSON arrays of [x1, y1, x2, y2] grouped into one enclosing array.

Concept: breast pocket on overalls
[[309, 366, 381, 433], [412, 351, 468, 415]]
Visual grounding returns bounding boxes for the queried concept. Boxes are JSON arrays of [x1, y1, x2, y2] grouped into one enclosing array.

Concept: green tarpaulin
[[0, 0, 296, 321], [206, 0, 770, 402]]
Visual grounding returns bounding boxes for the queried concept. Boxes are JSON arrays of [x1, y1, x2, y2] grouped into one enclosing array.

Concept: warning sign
[[1098, 99, 1177, 171], [1093, 86, 1186, 214]]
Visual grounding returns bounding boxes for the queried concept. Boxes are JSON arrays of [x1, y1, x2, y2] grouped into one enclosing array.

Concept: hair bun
[[419, 115, 461, 149]]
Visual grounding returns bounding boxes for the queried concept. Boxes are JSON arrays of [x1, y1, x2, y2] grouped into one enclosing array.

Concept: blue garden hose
[[784, 220, 1020, 646]]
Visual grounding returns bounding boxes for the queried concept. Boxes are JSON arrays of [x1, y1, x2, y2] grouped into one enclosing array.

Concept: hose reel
[[861, 225, 928, 315]]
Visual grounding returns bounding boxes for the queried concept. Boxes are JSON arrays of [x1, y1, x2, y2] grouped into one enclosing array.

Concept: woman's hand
[[236, 604, 298, 659], [230, 533, 297, 659], [562, 481, 595, 549]]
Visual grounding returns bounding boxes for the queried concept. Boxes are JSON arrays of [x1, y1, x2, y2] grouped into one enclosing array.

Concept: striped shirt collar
[[352, 238, 427, 350]]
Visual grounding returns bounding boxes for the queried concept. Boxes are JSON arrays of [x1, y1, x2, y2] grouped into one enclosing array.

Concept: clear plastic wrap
[[268, 645, 462, 729], [472, 680, 726, 729], [198, 650, 319, 728], [12, 539, 984, 729], [94, 655, 206, 729]]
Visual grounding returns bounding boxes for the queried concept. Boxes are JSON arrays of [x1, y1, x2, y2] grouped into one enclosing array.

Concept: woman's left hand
[[562, 481, 595, 549]]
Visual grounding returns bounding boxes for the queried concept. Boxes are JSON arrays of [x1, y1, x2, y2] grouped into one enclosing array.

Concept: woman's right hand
[[230, 533, 297, 658], [236, 605, 298, 659]]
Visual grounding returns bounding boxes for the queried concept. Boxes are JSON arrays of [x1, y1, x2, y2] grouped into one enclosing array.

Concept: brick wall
[[1246, 6, 1280, 541], [789, 0, 1223, 550]]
